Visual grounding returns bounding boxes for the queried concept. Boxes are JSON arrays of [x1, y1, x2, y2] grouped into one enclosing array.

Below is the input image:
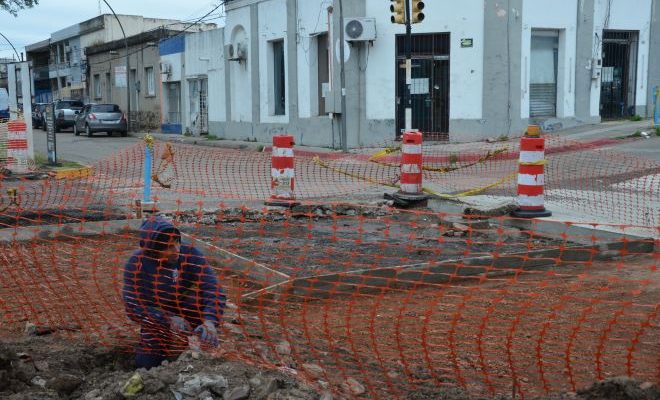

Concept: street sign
[[461, 38, 474, 48], [45, 103, 57, 165]]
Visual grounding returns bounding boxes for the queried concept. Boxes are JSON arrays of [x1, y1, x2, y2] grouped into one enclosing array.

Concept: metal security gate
[[395, 33, 450, 141], [600, 30, 639, 119], [530, 31, 559, 118], [189, 78, 209, 135]]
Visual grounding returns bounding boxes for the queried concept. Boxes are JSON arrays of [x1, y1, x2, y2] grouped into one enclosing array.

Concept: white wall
[[184, 28, 227, 129], [224, 6, 252, 123], [522, 0, 578, 119], [590, 0, 653, 116], [161, 53, 183, 82], [258, 0, 289, 123], [365, 0, 485, 121], [296, 0, 331, 119]]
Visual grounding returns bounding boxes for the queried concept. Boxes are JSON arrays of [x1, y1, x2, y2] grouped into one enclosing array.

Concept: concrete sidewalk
[[130, 119, 657, 157]]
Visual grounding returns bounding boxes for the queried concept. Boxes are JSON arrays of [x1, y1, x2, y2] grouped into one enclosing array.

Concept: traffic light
[[390, 0, 406, 24], [411, 0, 425, 24]]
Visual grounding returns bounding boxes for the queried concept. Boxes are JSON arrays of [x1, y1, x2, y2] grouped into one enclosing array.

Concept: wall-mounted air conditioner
[[344, 18, 377, 42], [159, 62, 171, 75]]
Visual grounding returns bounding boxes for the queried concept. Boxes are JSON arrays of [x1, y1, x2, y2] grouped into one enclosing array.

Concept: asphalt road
[[32, 127, 141, 165], [32, 125, 660, 165]]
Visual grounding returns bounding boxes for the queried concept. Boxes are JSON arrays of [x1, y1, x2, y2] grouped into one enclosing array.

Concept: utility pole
[[390, 0, 425, 134], [338, 0, 348, 152], [404, 0, 412, 131], [102, 0, 130, 132]]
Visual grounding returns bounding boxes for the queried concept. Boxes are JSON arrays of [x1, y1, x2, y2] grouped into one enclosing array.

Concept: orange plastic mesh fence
[[0, 133, 657, 227], [0, 126, 658, 399], [0, 206, 657, 399]]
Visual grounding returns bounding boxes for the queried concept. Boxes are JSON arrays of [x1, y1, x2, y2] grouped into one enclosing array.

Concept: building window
[[145, 67, 155, 96], [93, 74, 101, 99], [271, 39, 286, 116]]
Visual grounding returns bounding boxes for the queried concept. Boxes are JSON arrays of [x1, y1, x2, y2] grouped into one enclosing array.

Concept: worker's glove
[[194, 320, 219, 347], [169, 315, 192, 334]]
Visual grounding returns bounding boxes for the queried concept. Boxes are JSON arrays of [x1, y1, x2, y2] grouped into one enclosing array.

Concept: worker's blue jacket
[[123, 217, 225, 358]]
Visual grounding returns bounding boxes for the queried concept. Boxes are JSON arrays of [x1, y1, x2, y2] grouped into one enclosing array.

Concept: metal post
[[143, 135, 154, 206], [404, 0, 413, 132], [654, 86, 659, 127], [338, 0, 348, 152], [102, 0, 130, 132]]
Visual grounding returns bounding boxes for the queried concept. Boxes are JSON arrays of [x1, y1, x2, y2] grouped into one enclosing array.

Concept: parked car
[[54, 99, 84, 132], [32, 103, 50, 129], [73, 104, 128, 137]]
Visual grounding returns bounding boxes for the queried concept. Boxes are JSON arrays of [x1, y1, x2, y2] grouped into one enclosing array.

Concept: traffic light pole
[[404, 0, 413, 132]]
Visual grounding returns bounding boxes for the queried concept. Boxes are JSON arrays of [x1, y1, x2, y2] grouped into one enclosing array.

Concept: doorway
[[189, 78, 209, 135], [530, 30, 559, 118], [395, 33, 450, 140], [600, 30, 639, 119]]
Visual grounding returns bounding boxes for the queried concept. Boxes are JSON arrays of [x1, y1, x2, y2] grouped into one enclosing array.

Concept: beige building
[[86, 29, 190, 131]]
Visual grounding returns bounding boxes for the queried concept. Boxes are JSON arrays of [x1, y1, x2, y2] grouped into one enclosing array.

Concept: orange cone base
[[386, 191, 429, 208]]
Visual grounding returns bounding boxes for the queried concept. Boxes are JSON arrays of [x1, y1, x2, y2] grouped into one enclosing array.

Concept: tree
[[1, 0, 38, 16]]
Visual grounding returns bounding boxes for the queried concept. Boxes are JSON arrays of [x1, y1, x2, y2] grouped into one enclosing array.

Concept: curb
[[0, 219, 141, 243], [132, 133, 625, 163], [48, 166, 94, 180]]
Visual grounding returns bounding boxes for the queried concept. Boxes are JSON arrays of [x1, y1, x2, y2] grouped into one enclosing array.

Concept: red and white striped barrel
[[270, 134, 296, 201], [7, 120, 29, 174], [514, 127, 551, 217], [400, 131, 424, 195]]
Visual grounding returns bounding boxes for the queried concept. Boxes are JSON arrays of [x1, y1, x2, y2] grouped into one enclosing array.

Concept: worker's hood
[[139, 216, 181, 252]]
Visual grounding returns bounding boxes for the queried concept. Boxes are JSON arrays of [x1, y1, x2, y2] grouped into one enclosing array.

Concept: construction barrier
[[513, 126, 551, 218], [0, 128, 658, 398], [267, 134, 297, 206], [6, 120, 29, 174], [0, 205, 656, 399], [399, 131, 424, 195]]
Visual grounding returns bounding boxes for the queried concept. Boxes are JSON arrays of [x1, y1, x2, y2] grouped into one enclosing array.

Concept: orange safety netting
[[0, 129, 658, 399]]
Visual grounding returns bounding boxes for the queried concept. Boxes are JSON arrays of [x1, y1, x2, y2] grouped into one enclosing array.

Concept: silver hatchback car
[[73, 104, 128, 137]]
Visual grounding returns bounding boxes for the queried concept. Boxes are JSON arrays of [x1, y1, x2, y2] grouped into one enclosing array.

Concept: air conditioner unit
[[226, 43, 247, 62], [159, 62, 171, 75], [225, 44, 234, 58], [344, 18, 377, 42]]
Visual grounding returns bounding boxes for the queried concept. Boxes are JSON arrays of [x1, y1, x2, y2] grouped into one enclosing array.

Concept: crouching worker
[[123, 216, 226, 369]]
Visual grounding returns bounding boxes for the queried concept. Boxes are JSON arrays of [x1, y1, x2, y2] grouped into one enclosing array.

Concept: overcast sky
[[0, 0, 223, 59]]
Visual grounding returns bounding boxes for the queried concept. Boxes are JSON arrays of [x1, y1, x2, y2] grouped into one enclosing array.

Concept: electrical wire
[[87, 1, 227, 66]]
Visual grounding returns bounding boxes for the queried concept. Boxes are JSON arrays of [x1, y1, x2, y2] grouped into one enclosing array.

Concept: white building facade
[[191, 0, 658, 147]]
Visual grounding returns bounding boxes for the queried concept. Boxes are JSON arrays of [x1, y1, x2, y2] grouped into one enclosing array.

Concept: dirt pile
[[0, 337, 320, 400]]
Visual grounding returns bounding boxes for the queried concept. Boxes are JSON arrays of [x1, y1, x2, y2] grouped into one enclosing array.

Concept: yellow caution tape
[[368, 146, 402, 162], [368, 147, 509, 174], [313, 156, 399, 188], [313, 156, 518, 199], [520, 160, 548, 166], [422, 172, 518, 199]]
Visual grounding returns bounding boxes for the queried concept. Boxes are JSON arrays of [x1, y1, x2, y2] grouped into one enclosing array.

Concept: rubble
[[0, 338, 319, 400]]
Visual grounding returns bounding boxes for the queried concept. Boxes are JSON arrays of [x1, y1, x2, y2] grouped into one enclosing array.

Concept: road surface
[[32, 127, 141, 165]]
